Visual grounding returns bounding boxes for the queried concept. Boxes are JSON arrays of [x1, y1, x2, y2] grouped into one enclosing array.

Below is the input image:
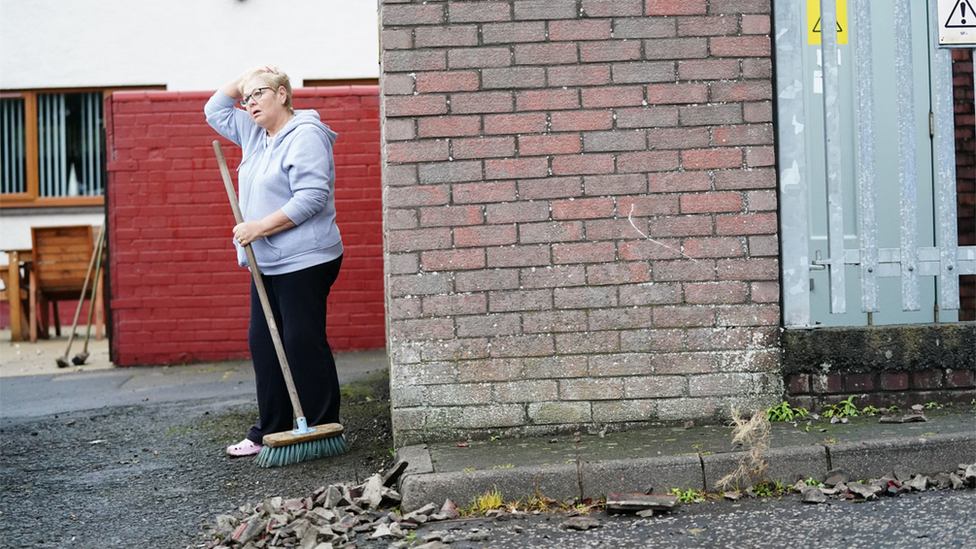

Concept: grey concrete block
[[396, 445, 434, 476], [829, 433, 976, 480], [581, 455, 704, 496], [702, 446, 828, 490]]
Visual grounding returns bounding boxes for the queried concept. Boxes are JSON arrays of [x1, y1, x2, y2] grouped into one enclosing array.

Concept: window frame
[[0, 85, 164, 209]]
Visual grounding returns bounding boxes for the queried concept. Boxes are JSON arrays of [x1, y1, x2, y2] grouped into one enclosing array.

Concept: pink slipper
[[226, 438, 263, 457]]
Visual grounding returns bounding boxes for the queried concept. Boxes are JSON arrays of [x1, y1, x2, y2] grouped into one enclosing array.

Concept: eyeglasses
[[239, 87, 272, 107]]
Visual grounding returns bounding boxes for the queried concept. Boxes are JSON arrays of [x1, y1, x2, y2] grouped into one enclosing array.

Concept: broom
[[73, 219, 107, 365], [213, 141, 347, 467]]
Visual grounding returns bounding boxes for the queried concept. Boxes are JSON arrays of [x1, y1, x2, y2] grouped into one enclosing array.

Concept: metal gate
[[775, 0, 976, 327]]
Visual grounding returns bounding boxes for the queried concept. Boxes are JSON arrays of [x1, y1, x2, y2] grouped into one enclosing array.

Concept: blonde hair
[[238, 67, 293, 113]]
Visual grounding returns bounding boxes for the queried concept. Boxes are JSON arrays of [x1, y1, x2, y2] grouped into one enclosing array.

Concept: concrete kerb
[[396, 432, 976, 513]]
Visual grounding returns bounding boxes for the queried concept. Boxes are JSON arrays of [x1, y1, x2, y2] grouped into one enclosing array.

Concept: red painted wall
[[104, 87, 384, 366]]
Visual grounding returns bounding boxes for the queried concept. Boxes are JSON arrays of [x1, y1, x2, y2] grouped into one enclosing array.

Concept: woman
[[205, 65, 343, 457]]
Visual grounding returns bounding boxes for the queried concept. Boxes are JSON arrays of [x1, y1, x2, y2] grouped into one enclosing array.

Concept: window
[[1, 89, 108, 208]]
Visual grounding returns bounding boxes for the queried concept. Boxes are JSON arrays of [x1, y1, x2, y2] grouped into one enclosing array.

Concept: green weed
[[766, 401, 808, 422], [822, 395, 858, 418]]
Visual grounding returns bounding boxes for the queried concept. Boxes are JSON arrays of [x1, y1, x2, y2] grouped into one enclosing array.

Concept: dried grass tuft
[[715, 407, 771, 491]]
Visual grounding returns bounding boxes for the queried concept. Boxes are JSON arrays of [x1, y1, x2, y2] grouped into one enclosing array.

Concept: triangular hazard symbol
[[812, 17, 844, 34], [945, 0, 976, 28]]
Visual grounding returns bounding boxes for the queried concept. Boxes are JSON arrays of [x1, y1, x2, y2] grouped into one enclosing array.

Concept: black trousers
[[246, 256, 342, 444]]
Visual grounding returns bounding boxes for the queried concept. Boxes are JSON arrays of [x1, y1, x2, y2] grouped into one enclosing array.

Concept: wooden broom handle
[[213, 141, 305, 420]]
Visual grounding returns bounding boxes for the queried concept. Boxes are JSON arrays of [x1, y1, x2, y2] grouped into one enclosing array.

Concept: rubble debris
[[606, 492, 679, 513]]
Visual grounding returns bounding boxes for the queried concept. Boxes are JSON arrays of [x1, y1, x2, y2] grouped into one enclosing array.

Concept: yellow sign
[[808, 0, 848, 44]]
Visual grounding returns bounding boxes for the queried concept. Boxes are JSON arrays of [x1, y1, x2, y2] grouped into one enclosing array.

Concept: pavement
[[1, 328, 974, 514]]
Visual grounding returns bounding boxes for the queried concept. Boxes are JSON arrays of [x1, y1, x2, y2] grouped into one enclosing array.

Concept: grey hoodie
[[205, 91, 342, 275]]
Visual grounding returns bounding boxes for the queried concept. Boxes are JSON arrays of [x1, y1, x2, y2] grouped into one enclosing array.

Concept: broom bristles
[[255, 434, 348, 468]]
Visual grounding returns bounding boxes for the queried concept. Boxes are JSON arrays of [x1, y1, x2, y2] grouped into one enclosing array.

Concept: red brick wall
[[954, 50, 975, 321], [381, 0, 782, 445], [105, 87, 384, 366]]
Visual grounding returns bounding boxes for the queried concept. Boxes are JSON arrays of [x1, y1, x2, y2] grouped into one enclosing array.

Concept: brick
[[514, 0, 578, 21], [451, 91, 514, 114], [653, 260, 716, 282], [715, 304, 779, 326], [486, 201, 550, 223], [548, 65, 612, 87], [382, 73, 415, 96], [613, 17, 676, 38], [584, 130, 647, 152], [587, 262, 652, 285], [680, 193, 743, 214], [482, 21, 547, 44], [581, 86, 645, 108], [385, 164, 418, 186], [612, 61, 675, 84], [552, 197, 615, 220], [686, 281, 748, 304], [516, 89, 580, 111], [385, 118, 416, 141], [619, 327, 685, 352], [584, 174, 647, 195], [653, 352, 717, 374], [552, 241, 616, 264], [647, 83, 708, 105], [387, 209, 419, 230], [679, 104, 743, 126], [389, 318, 455, 340], [385, 95, 448, 117], [746, 146, 776, 167], [912, 370, 945, 389], [653, 306, 716, 328], [453, 137, 516, 159], [649, 216, 712, 238], [387, 228, 453, 253], [561, 378, 624, 400], [519, 176, 583, 199], [555, 331, 620, 354], [495, 380, 558, 402], [644, 38, 708, 60], [422, 294, 487, 316], [880, 372, 909, 391], [388, 296, 422, 319], [416, 71, 480, 93], [419, 161, 483, 184], [489, 288, 553, 311], [453, 181, 517, 204], [383, 4, 445, 26], [787, 374, 810, 395], [386, 185, 450, 208], [383, 50, 447, 73], [710, 0, 771, 15], [485, 157, 549, 180], [515, 43, 579, 65], [523, 310, 588, 333], [416, 26, 480, 48], [743, 58, 772, 79], [716, 213, 777, 235], [842, 373, 875, 393], [484, 112, 548, 135], [678, 16, 739, 36], [519, 221, 584, 244], [713, 124, 774, 146], [519, 134, 582, 156], [457, 359, 522, 383], [386, 140, 450, 163], [487, 245, 551, 267], [448, 48, 512, 69], [711, 81, 773, 102], [552, 154, 615, 175], [710, 36, 771, 58], [618, 195, 680, 216], [456, 313, 521, 337], [418, 116, 481, 138], [528, 401, 592, 424], [589, 353, 653, 377], [947, 369, 976, 388], [715, 167, 776, 190], [581, 41, 642, 63], [746, 189, 777, 211], [743, 101, 773, 123], [387, 272, 453, 297], [718, 258, 778, 281], [648, 128, 711, 150], [520, 265, 587, 289], [381, 29, 413, 51], [551, 19, 612, 41], [646, 0, 707, 15], [683, 237, 745, 258], [682, 148, 743, 170], [550, 110, 614, 131], [483, 67, 546, 89], [616, 106, 678, 128], [678, 59, 741, 80], [618, 239, 683, 261], [448, 2, 512, 23], [456, 268, 520, 292], [750, 281, 779, 302], [583, 0, 643, 17], [419, 205, 484, 227], [617, 151, 680, 173], [490, 334, 555, 358], [455, 225, 518, 248]]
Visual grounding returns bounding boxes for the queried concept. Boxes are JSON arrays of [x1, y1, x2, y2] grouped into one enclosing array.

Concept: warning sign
[[807, 0, 848, 45], [939, 0, 976, 45]]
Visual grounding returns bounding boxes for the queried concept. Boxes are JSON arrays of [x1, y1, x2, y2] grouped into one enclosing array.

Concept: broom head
[[256, 422, 347, 468]]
